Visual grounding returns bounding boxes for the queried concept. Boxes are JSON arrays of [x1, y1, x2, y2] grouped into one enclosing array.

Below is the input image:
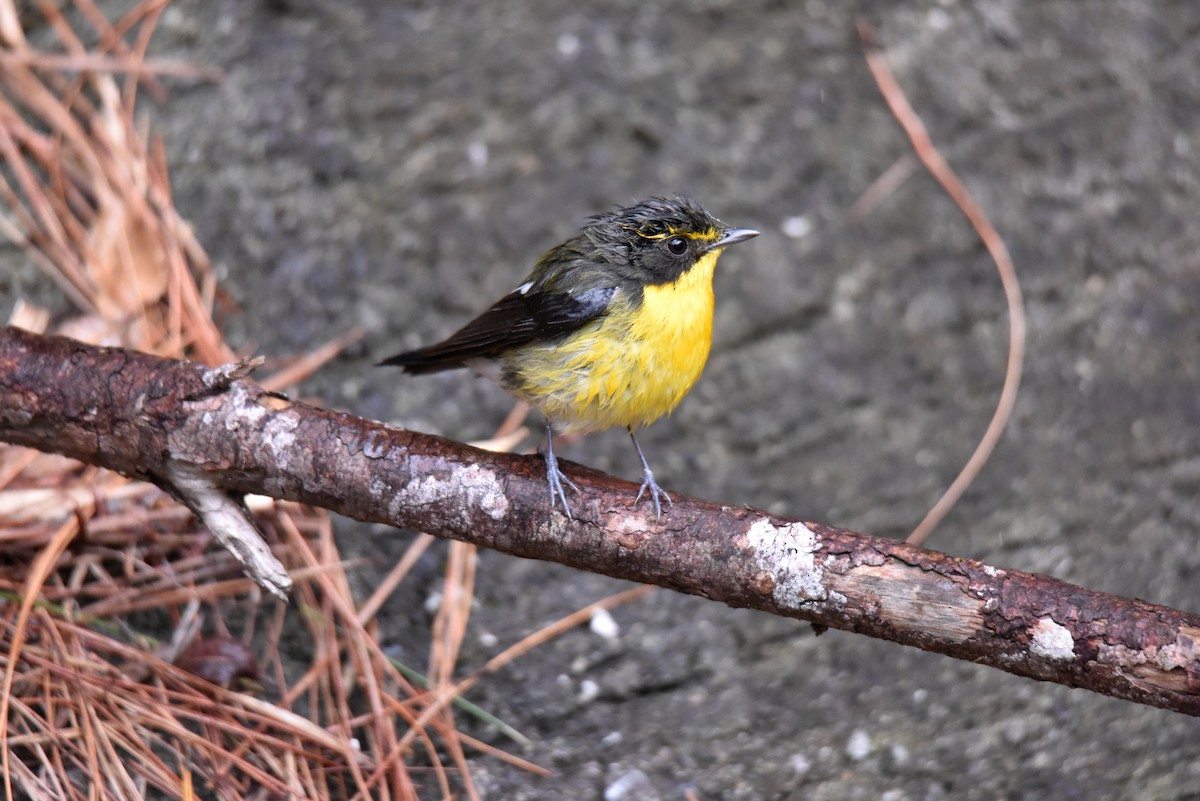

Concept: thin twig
[[857, 18, 1026, 547], [0, 52, 222, 80], [0, 518, 79, 801]]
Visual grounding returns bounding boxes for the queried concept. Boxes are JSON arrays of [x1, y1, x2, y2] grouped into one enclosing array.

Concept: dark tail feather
[[376, 349, 467, 374]]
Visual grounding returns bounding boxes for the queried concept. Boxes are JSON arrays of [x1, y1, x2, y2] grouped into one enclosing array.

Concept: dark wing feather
[[378, 285, 615, 374]]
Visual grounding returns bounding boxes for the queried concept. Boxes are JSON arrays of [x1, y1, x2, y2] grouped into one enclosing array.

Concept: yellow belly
[[503, 251, 719, 433]]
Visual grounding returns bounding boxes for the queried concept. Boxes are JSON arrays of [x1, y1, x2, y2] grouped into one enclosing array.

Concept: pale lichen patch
[[608, 512, 653, 537], [745, 519, 828, 609], [1157, 624, 1200, 671], [362, 428, 389, 459], [261, 411, 300, 472], [1029, 616, 1074, 661], [390, 464, 509, 523], [224, 383, 267, 428]]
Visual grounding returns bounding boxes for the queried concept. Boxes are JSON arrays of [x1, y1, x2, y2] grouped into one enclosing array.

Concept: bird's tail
[[376, 347, 469, 374]]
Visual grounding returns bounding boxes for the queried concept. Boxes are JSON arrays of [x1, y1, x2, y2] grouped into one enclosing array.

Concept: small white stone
[[928, 8, 951, 30], [579, 679, 600, 703], [600, 731, 623, 747], [423, 591, 442, 614], [590, 607, 620, 641], [467, 141, 488, 168], [557, 32, 581, 57], [478, 631, 498, 648], [789, 753, 811, 774], [846, 729, 872, 761], [781, 215, 813, 239], [605, 769, 655, 801]]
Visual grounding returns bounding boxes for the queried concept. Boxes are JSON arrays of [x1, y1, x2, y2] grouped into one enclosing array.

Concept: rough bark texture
[[3, 326, 1199, 715]]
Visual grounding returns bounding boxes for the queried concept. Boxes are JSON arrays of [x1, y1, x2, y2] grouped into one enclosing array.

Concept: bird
[[378, 196, 758, 518]]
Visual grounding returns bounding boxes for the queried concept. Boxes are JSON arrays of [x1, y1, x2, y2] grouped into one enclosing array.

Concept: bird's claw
[[541, 444, 578, 518], [633, 467, 672, 520]]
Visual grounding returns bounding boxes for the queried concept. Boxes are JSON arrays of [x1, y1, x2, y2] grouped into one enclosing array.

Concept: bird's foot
[[541, 445, 579, 517], [633, 466, 672, 519]]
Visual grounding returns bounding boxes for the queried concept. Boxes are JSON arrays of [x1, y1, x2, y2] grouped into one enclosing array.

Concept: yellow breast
[[504, 250, 720, 433]]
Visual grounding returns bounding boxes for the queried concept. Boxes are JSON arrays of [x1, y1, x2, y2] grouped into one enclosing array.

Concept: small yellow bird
[[379, 196, 758, 518]]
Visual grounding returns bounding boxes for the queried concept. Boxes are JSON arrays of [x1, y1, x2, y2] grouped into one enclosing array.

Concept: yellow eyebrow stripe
[[628, 226, 722, 242]]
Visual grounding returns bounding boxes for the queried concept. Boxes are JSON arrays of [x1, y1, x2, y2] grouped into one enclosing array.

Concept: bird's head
[[585, 196, 758, 286]]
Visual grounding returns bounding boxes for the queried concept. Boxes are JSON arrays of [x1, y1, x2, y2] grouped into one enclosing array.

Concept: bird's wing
[[378, 283, 616, 374]]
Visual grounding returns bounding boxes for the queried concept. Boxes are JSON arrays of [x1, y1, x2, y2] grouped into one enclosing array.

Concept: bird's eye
[[666, 237, 688, 255]]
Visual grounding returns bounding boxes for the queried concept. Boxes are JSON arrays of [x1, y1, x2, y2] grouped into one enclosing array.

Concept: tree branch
[[3, 325, 1199, 715]]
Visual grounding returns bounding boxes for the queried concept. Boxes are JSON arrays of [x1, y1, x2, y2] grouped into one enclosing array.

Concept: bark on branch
[[2, 326, 1199, 715]]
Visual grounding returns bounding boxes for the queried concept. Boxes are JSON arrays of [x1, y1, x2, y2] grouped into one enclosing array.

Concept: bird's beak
[[710, 227, 759, 251]]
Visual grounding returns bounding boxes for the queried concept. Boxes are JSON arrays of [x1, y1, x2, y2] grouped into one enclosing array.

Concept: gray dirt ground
[[8, 1, 1200, 798]]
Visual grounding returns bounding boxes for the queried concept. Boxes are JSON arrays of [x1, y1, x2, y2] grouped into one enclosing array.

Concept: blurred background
[[6, 1, 1200, 798]]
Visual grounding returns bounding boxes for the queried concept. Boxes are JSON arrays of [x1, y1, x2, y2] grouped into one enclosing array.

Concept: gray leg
[[541, 424, 578, 517], [629, 427, 671, 519]]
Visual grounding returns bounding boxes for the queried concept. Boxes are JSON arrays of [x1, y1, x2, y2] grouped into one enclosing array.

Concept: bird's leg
[[629, 427, 671, 519], [540, 424, 578, 517]]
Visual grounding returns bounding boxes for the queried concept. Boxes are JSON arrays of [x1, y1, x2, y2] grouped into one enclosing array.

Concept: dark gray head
[[582, 196, 758, 286]]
